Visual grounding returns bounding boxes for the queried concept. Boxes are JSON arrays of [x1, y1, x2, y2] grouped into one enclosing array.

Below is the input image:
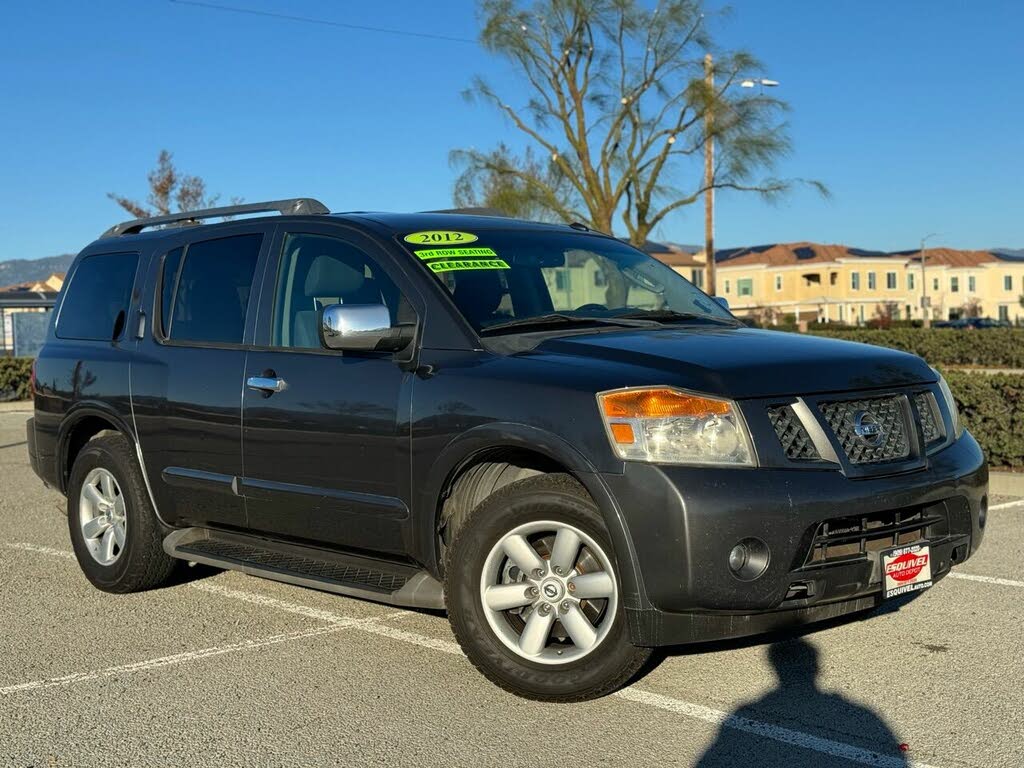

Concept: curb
[[990, 471, 1024, 497], [0, 401, 32, 413]]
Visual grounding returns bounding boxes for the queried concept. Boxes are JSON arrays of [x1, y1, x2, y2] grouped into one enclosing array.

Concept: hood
[[531, 326, 936, 399]]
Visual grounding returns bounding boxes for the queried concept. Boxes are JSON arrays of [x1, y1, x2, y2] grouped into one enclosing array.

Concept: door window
[[161, 234, 263, 345], [272, 233, 407, 349]]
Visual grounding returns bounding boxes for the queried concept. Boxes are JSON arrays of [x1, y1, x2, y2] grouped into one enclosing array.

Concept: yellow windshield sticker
[[427, 258, 509, 273], [414, 247, 498, 260], [403, 230, 479, 246]]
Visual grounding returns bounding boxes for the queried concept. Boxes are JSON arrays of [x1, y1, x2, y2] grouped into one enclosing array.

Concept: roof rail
[[101, 198, 330, 238], [421, 206, 507, 217]]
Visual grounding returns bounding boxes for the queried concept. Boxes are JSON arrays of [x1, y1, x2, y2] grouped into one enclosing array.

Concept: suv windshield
[[398, 229, 733, 334]]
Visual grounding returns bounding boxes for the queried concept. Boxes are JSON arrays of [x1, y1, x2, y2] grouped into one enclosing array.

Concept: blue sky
[[1, 0, 1021, 261]]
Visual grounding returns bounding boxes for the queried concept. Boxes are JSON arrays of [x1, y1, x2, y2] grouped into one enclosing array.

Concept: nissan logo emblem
[[853, 410, 884, 447], [543, 583, 559, 599]]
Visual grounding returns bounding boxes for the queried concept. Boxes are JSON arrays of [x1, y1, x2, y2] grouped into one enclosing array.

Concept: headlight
[[934, 369, 964, 439], [597, 387, 754, 466]]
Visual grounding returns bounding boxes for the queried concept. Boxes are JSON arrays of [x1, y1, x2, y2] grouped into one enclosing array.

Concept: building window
[[724, 280, 731, 293], [951, 276, 959, 293], [1005, 275, 1013, 291], [999, 305, 1009, 322], [886, 272, 897, 290], [851, 272, 860, 290], [775, 274, 783, 291], [555, 269, 570, 291], [933, 277, 939, 291], [737, 278, 753, 297], [593, 270, 606, 287], [691, 269, 703, 288], [968, 275, 976, 292], [868, 272, 877, 290], [830, 272, 838, 286], [908, 273, 915, 290]]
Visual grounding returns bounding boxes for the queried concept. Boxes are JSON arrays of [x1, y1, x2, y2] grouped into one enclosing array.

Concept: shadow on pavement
[[693, 637, 908, 767]]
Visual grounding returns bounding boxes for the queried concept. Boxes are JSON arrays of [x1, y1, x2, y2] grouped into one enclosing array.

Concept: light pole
[[702, 54, 778, 296], [919, 232, 939, 329]]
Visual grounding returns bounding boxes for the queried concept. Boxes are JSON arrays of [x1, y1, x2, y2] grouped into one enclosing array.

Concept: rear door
[[131, 225, 273, 529], [240, 224, 419, 553]]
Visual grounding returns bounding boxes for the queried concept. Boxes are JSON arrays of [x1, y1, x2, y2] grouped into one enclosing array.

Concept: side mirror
[[320, 304, 413, 352], [714, 296, 730, 310]]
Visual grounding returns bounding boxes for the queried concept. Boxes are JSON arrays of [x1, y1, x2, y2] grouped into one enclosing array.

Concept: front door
[[240, 226, 417, 554]]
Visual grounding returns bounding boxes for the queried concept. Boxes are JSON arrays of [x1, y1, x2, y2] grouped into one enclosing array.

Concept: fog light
[[728, 537, 770, 581]]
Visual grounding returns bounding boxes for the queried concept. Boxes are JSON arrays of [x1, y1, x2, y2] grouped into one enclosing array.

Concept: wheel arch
[[421, 423, 648, 612], [56, 403, 135, 494]]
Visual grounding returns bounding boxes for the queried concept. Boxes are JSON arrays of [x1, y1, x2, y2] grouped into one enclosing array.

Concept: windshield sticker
[[404, 230, 479, 246], [427, 258, 510, 273], [414, 247, 498, 260]]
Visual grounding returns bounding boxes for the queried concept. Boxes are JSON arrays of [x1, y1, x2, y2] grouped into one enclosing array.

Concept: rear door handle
[[246, 376, 287, 394]]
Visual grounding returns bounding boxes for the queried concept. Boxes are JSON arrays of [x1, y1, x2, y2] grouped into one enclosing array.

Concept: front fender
[[414, 422, 651, 617]]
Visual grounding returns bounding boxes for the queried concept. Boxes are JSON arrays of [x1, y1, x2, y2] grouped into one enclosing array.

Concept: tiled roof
[[707, 243, 1006, 268]]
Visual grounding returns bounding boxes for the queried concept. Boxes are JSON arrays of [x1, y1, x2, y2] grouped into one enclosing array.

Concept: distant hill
[[0, 254, 75, 288]]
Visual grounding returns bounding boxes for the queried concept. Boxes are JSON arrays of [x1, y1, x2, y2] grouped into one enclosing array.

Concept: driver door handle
[[246, 376, 287, 394]]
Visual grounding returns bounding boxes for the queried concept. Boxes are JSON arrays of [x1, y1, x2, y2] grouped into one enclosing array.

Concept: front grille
[[802, 507, 944, 569], [768, 405, 821, 461], [914, 392, 943, 445], [819, 396, 910, 464]]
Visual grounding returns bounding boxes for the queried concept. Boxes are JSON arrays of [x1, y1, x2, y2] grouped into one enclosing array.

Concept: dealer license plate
[[882, 544, 933, 599]]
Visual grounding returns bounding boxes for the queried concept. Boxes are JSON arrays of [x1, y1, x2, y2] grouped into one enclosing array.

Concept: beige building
[[657, 243, 1024, 325]]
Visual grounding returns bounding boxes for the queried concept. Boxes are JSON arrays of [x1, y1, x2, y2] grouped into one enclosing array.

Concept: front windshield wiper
[[612, 309, 740, 327], [479, 313, 662, 336]]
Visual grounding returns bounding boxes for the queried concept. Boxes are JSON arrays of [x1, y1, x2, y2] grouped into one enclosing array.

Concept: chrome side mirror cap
[[320, 304, 412, 352]]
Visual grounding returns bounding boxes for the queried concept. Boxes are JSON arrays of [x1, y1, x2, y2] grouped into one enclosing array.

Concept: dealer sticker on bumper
[[882, 544, 933, 599]]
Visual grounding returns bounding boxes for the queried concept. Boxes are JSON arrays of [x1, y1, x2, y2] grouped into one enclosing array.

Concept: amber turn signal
[[599, 388, 732, 420]]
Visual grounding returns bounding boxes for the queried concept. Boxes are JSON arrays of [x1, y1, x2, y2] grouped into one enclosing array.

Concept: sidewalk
[[0, 401, 32, 413]]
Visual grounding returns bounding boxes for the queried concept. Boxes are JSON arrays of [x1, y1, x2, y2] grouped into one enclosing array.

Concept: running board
[[163, 528, 445, 610]]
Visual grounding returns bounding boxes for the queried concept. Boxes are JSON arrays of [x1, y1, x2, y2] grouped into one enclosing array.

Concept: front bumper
[[606, 431, 987, 646]]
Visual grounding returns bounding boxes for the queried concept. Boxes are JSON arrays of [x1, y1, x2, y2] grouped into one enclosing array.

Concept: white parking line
[[989, 499, 1024, 511], [949, 572, 1024, 589], [7, 542, 74, 560], [2, 542, 950, 767], [1, 623, 348, 697]]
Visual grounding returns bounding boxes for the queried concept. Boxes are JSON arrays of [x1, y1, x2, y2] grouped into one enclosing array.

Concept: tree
[[961, 297, 983, 319], [451, 143, 570, 221], [453, 0, 820, 246], [108, 150, 239, 218]]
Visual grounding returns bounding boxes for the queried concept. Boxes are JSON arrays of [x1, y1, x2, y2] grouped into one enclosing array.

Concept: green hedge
[[0, 357, 32, 402], [943, 370, 1024, 468], [807, 328, 1024, 368]]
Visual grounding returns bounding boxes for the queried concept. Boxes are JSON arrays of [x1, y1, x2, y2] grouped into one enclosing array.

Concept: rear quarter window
[[56, 252, 138, 341]]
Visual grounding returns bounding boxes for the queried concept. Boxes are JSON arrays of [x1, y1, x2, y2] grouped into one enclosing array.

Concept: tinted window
[[159, 247, 183, 338], [57, 252, 138, 341], [272, 233, 405, 349], [165, 234, 262, 344]]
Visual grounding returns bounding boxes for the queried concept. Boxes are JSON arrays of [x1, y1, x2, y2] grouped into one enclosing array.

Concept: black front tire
[[67, 433, 177, 593], [445, 473, 651, 702]]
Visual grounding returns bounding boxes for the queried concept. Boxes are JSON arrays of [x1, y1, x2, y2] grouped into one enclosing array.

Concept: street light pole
[[920, 232, 938, 329], [702, 54, 779, 296], [703, 53, 716, 296]]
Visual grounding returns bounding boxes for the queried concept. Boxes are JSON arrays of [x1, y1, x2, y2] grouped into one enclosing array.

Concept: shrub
[[0, 357, 33, 401], [807, 328, 1024, 368], [943, 370, 1024, 468]]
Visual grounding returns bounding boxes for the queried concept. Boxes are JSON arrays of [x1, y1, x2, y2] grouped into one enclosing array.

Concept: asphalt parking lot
[[1, 411, 1022, 767]]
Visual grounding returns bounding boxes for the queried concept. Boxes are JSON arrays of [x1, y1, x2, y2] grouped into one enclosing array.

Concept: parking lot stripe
[[948, 572, 1024, 588], [614, 688, 939, 768], [0, 624, 351, 697], [191, 581, 410, 625], [989, 499, 1024, 511], [6, 542, 74, 560]]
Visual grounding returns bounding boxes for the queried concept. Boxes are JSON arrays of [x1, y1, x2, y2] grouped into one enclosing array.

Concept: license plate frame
[[881, 543, 933, 599]]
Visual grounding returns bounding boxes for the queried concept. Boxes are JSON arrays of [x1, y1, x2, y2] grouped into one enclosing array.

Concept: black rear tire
[[67, 433, 177, 593], [445, 473, 650, 702]]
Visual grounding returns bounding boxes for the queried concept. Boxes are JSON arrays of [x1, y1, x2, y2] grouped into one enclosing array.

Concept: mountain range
[[0, 254, 75, 289]]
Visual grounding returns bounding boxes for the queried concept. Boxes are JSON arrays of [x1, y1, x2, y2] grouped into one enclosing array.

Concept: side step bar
[[163, 528, 445, 610]]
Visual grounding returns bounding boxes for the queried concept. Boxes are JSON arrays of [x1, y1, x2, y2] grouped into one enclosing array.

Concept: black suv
[[27, 199, 988, 701]]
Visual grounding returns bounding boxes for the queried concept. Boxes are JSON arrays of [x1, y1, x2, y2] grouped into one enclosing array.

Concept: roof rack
[[421, 206, 507, 217], [101, 198, 330, 238]]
